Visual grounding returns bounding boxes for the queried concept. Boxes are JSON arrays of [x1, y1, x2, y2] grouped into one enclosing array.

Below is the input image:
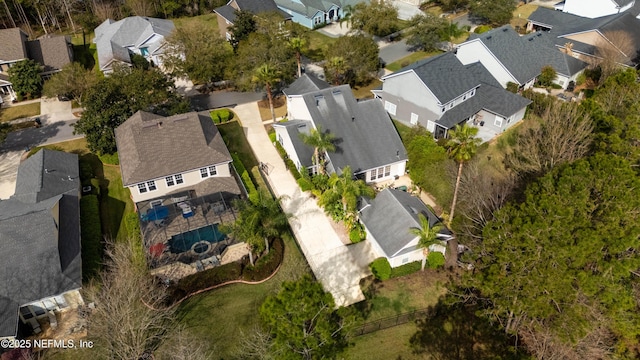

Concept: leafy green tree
[[537, 65, 557, 87], [432, 0, 470, 12], [225, 192, 290, 265], [405, 13, 449, 52], [472, 154, 640, 357], [469, 0, 516, 26], [319, 166, 374, 225], [8, 59, 42, 99], [163, 22, 232, 85], [229, 9, 257, 50], [288, 36, 307, 78], [260, 275, 347, 359], [73, 67, 189, 155], [299, 125, 335, 175], [410, 213, 444, 271], [42, 62, 97, 104], [349, 0, 399, 37], [445, 123, 481, 224], [325, 56, 347, 85], [253, 63, 281, 122], [324, 34, 380, 86]]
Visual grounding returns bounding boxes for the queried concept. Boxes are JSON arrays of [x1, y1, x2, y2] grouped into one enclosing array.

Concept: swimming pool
[[168, 224, 227, 254]]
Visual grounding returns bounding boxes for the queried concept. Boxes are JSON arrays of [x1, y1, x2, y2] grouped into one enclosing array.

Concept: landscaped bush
[[427, 252, 445, 269], [171, 262, 243, 299], [297, 177, 314, 191], [474, 25, 491, 34], [349, 222, 366, 243], [242, 237, 284, 281], [370, 257, 392, 281], [390, 261, 422, 278], [232, 153, 259, 204], [285, 158, 301, 180], [98, 152, 119, 165], [80, 195, 102, 281], [269, 131, 277, 143], [210, 109, 234, 124]]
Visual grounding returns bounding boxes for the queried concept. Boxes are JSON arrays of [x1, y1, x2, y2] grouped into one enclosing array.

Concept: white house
[[358, 188, 453, 268], [0, 150, 84, 339], [372, 52, 531, 142], [115, 111, 237, 204], [555, 0, 635, 18], [276, 75, 408, 183], [94, 16, 175, 74], [455, 26, 588, 90]]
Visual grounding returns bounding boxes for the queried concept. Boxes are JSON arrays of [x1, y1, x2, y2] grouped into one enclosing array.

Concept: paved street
[[234, 102, 376, 307], [379, 39, 413, 66]]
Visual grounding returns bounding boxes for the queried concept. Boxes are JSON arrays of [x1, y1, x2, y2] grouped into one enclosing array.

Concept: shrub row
[[232, 153, 259, 204], [370, 257, 392, 281], [390, 261, 422, 278], [274, 140, 302, 180], [80, 195, 102, 280], [427, 252, 445, 269]]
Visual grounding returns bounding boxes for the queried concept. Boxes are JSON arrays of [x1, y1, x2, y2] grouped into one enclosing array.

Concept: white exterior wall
[[128, 162, 232, 202], [274, 125, 305, 170], [562, 0, 624, 18], [287, 96, 313, 120], [389, 248, 424, 268], [383, 72, 443, 114], [362, 160, 407, 184], [456, 40, 518, 87]]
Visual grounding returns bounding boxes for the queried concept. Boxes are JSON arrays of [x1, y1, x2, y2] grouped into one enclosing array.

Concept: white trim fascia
[[124, 160, 233, 187]]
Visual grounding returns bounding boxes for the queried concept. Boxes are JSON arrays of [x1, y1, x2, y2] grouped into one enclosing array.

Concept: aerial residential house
[[115, 111, 239, 204], [455, 26, 588, 90], [358, 188, 453, 268], [94, 16, 175, 74], [274, 0, 361, 29], [0, 28, 73, 101], [275, 74, 407, 183], [527, 6, 640, 67], [373, 52, 531, 141], [215, 0, 292, 40], [554, 0, 635, 18], [0, 149, 83, 340]]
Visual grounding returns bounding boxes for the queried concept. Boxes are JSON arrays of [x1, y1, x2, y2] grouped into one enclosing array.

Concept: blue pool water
[[168, 224, 226, 254]]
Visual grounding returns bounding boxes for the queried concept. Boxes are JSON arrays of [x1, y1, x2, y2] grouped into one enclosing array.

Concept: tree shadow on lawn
[[410, 298, 529, 360]]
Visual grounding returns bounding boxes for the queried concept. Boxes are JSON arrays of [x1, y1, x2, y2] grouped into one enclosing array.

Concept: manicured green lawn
[[175, 233, 308, 358], [218, 120, 259, 170], [0, 102, 41, 122], [512, 4, 538, 30], [386, 51, 443, 72], [352, 79, 382, 99], [344, 323, 419, 359]]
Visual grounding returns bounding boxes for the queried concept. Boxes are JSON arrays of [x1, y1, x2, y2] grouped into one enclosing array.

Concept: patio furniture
[[178, 202, 194, 218]]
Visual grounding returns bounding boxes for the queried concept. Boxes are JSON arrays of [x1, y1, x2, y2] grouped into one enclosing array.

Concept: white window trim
[[384, 101, 397, 116], [165, 174, 184, 187], [138, 180, 157, 194], [200, 166, 218, 178]]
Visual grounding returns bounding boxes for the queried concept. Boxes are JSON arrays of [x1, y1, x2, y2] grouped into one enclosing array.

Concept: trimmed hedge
[[427, 252, 445, 269], [349, 222, 366, 243], [243, 237, 284, 281], [390, 261, 422, 278], [80, 195, 102, 281], [232, 153, 259, 204], [370, 257, 392, 281], [210, 109, 234, 124], [297, 177, 313, 191]]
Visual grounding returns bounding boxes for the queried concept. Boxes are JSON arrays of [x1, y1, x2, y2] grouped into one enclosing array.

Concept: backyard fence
[[351, 307, 433, 337]]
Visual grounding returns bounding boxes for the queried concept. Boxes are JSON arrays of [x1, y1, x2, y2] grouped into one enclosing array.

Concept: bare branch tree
[[593, 30, 635, 81], [236, 325, 276, 360], [505, 101, 593, 178], [156, 327, 213, 360]]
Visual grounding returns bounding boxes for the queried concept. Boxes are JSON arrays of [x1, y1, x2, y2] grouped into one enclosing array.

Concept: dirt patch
[[72, 111, 83, 118], [257, 95, 286, 109]]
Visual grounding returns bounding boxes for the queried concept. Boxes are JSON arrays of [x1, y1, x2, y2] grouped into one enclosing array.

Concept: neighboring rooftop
[[0, 28, 28, 62], [300, 85, 407, 175], [283, 73, 331, 96], [13, 149, 80, 204], [390, 52, 480, 104], [26, 35, 72, 73], [215, 0, 291, 23], [359, 188, 452, 258], [115, 111, 233, 186], [272, 120, 315, 168]]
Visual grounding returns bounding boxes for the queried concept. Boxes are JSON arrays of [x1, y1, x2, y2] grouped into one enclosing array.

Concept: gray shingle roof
[[300, 85, 407, 174], [273, 120, 315, 167], [390, 52, 480, 104], [115, 111, 232, 186], [216, 0, 292, 22], [0, 28, 28, 62], [26, 35, 73, 73], [215, 5, 239, 22], [283, 74, 331, 96], [523, 32, 588, 76], [0, 149, 81, 338], [94, 16, 175, 70], [359, 188, 452, 257]]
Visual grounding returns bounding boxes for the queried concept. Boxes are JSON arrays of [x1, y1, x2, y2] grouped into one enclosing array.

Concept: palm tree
[[226, 192, 291, 265], [326, 56, 347, 85], [410, 213, 444, 271], [299, 126, 335, 175], [325, 166, 374, 214], [253, 63, 281, 122], [288, 36, 307, 78], [445, 123, 482, 225]]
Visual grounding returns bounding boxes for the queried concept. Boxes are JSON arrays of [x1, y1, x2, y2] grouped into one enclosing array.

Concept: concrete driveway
[[0, 151, 22, 199], [379, 39, 413, 66], [234, 102, 377, 307]]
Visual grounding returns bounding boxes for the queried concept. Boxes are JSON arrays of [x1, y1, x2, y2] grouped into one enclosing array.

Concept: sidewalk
[[234, 102, 376, 307]]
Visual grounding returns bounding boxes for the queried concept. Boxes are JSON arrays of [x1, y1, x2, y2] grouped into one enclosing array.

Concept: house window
[[200, 166, 217, 178], [371, 166, 390, 180], [410, 113, 419, 125], [384, 101, 397, 116], [495, 117, 503, 127], [384, 165, 391, 177], [165, 174, 184, 187], [138, 181, 157, 193], [370, 168, 377, 180], [140, 47, 149, 56], [426, 120, 436, 132]]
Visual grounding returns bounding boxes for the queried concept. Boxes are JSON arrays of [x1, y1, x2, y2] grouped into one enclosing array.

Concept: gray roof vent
[[408, 206, 419, 214]]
